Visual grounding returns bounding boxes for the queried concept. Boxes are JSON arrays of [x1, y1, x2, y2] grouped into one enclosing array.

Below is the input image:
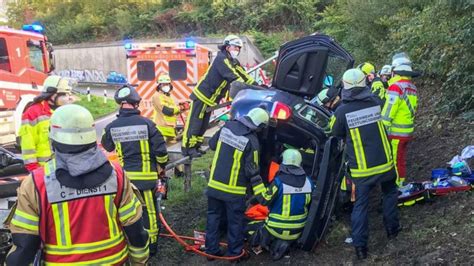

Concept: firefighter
[[381, 53, 418, 186], [250, 149, 314, 260], [6, 104, 149, 265], [20, 75, 73, 171], [101, 85, 168, 256], [330, 69, 400, 260], [316, 88, 341, 112], [182, 35, 258, 158], [152, 73, 189, 144], [205, 107, 269, 259], [371, 65, 392, 104], [357, 62, 376, 87]]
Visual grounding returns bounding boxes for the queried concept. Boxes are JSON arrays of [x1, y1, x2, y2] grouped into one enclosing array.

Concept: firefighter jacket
[[257, 165, 314, 241], [370, 77, 387, 103], [191, 51, 256, 107], [19, 101, 53, 171], [207, 118, 265, 201], [6, 147, 149, 265], [330, 87, 395, 185], [381, 76, 418, 139], [151, 90, 180, 137], [101, 108, 169, 190]]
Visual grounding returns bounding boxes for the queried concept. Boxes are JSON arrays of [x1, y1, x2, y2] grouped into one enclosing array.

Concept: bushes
[[7, 0, 472, 115]]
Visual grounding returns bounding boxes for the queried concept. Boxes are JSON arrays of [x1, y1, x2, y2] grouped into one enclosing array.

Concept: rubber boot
[[355, 246, 367, 260]]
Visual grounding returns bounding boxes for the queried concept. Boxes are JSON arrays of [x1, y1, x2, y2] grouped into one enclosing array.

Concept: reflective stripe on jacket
[[8, 160, 148, 265], [101, 108, 168, 190], [331, 89, 395, 180], [20, 101, 53, 171], [151, 91, 179, 137], [259, 174, 313, 241], [381, 76, 418, 138], [191, 51, 256, 106], [206, 120, 264, 201]]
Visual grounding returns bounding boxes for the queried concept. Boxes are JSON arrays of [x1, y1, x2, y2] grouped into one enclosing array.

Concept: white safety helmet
[[49, 104, 97, 145], [43, 75, 74, 94], [391, 52, 412, 72], [379, 65, 392, 76], [282, 149, 302, 167], [223, 35, 243, 48], [342, 68, 366, 90]]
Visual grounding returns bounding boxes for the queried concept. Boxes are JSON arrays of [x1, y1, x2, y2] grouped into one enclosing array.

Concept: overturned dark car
[[230, 34, 354, 250]]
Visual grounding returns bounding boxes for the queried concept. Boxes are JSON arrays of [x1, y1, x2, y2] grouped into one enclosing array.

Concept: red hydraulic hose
[[158, 212, 246, 261]]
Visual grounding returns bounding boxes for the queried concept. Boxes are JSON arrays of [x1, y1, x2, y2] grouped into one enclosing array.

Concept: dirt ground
[[151, 80, 474, 265]]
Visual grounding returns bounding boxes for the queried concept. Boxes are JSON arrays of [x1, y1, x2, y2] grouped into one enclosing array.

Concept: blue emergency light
[[22, 24, 44, 33], [185, 39, 195, 49], [124, 43, 132, 50]]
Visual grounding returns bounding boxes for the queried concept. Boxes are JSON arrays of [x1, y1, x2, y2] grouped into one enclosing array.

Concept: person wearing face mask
[[19, 75, 74, 171], [151, 74, 189, 144], [371, 65, 392, 105], [205, 107, 268, 260], [182, 35, 258, 158]]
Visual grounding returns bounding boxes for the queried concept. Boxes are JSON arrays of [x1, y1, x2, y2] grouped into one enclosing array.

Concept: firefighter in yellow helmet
[[357, 62, 376, 87], [7, 104, 149, 265], [152, 74, 189, 144], [19, 75, 74, 171], [381, 53, 419, 186]]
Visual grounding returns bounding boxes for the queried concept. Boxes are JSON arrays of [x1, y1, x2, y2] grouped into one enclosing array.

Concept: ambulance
[[124, 40, 213, 123], [0, 24, 54, 145]]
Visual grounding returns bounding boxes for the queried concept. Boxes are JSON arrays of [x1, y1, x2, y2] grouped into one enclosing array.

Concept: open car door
[[272, 34, 354, 98], [298, 136, 345, 251]]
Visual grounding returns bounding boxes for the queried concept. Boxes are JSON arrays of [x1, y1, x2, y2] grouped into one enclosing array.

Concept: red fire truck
[[0, 24, 53, 144]]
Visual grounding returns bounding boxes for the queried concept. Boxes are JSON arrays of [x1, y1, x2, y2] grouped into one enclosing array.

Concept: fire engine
[[0, 24, 54, 145], [125, 40, 213, 123]]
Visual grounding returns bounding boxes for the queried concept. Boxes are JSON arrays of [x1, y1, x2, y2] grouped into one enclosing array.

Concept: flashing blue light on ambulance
[[22, 24, 44, 33], [185, 39, 195, 49]]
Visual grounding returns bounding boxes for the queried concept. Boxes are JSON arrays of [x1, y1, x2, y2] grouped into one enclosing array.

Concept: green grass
[[75, 94, 118, 120], [166, 151, 214, 207]]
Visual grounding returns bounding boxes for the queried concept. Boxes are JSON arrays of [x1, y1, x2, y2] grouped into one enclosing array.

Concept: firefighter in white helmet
[[182, 35, 258, 158], [7, 104, 149, 265], [19, 75, 75, 171]]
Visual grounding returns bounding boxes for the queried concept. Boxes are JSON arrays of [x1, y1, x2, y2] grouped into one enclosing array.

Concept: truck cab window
[[169, 60, 187, 80], [0, 38, 11, 72], [137, 60, 155, 81], [27, 40, 45, 72]]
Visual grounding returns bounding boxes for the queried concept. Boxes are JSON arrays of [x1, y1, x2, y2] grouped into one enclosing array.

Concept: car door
[[272, 34, 354, 99], [298, 136, 345, 251]]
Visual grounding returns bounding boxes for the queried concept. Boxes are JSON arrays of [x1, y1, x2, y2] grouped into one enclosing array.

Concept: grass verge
[[75, 94, 117, 120]]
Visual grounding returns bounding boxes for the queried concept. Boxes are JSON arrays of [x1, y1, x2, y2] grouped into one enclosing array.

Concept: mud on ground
[[151, 81, 474, 264]]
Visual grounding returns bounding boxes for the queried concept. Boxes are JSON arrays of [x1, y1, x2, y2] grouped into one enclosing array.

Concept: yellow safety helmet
[[357, 62, 376, 75], [43, 75, 73, 94], [157, 74, 171, 84], [49, 104, 97, 145]]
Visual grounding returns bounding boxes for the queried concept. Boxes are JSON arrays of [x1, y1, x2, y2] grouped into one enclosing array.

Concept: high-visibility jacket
[[191, 51, 256, 107], [19, 101, 53, 171], [101, 108, 169, 190], [370, 77, 387, 103], [207, 119, 265, 201], [330, 87, 395, 183], [151, 91, 180, 137], [7, 160, 149, 265], [381, 76, 418, 139], [257, 168, 313, 241]]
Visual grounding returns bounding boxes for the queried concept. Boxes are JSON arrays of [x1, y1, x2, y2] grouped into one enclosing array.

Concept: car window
[[27, 40, 45, 72], [296, 103, 329, 130], [325, 54, 348, 89], [0, 38, 11, 72]]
